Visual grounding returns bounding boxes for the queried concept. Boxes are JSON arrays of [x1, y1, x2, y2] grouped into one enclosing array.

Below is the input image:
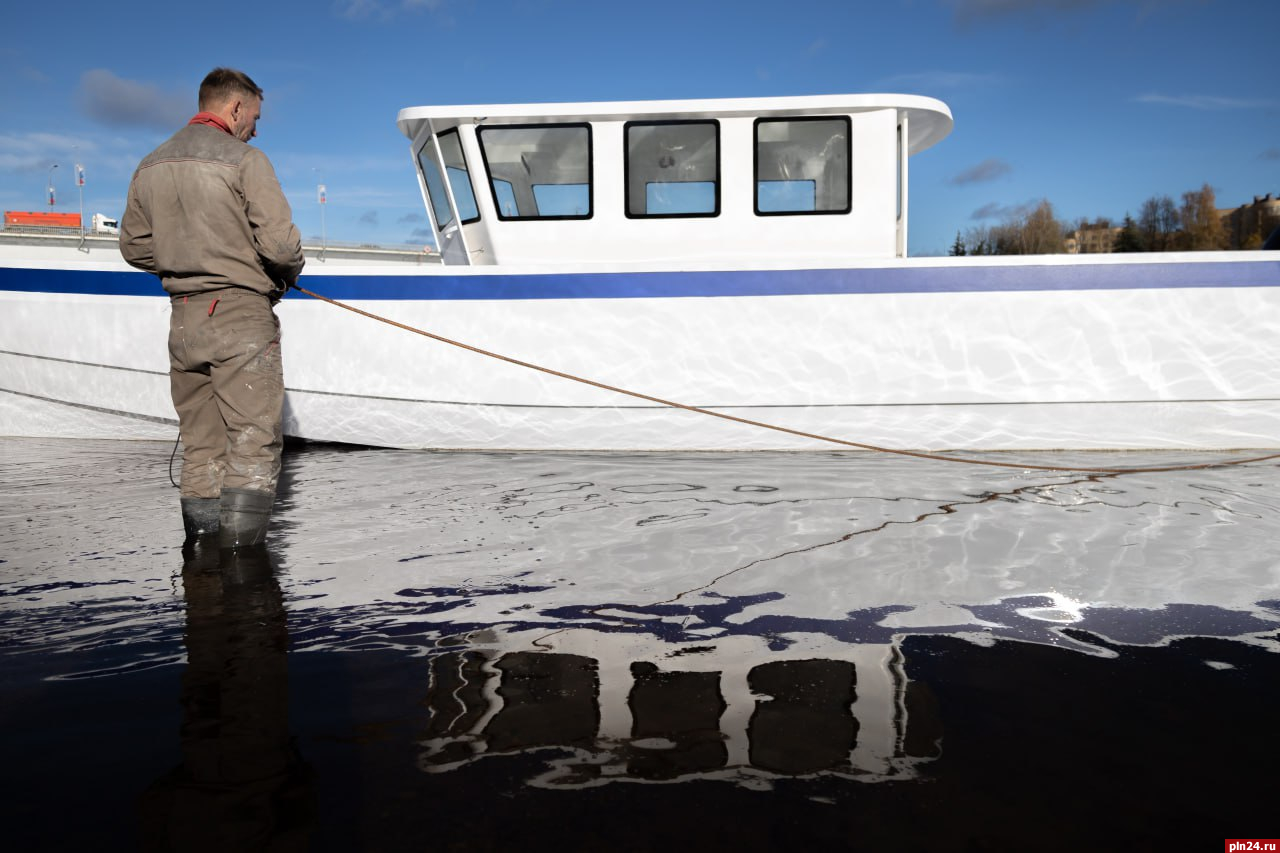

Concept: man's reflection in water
[[140, 538, 314, 852]]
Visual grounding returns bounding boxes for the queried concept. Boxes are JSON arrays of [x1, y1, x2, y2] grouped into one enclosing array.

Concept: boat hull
[[2, 253, 1278, 450]]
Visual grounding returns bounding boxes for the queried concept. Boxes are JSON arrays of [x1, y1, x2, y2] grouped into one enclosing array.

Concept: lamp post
[[314, 168, 327, 262], [76, 162, 85, 238], [47, 163, 58, 208]]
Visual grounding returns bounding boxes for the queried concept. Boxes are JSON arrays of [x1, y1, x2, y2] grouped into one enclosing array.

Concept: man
[[121, 68, 304, 548]]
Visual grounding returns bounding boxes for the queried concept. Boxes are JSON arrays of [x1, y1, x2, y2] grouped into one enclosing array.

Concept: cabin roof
[[397, 93, 952, 155]]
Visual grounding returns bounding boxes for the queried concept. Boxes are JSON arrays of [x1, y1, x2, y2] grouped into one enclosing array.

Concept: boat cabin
[[396, 94, 952, 266]]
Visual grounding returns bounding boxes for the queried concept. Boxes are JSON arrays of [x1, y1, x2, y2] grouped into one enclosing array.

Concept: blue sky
[[2, 0, 1276, 256]]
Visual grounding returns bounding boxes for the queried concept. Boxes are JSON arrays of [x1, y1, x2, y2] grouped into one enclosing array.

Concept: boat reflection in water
[[4, 441, 1280, 851], [418, 629, 941, 789]]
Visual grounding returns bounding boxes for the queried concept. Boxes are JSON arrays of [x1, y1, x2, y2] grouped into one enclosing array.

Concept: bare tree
[[1016, 200, 1066, 254], [1138, 195, 1179, 251], [962, 224, 996, 255], [963, 200, 1065, 255]]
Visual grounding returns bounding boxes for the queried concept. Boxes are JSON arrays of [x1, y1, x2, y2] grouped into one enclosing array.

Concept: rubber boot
[[181, 530, 222, 574], [180, 497, 221, 540], [220, 542, 273, 586], [219, 488, 275, 550]]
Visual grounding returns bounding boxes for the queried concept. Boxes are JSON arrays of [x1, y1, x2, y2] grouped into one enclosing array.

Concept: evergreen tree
[[1113, 214, 1143, 252], [949, 231, 967, 256]]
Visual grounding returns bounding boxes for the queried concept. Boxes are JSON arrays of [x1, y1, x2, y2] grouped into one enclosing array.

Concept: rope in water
[[292, 284, 1280, 475]]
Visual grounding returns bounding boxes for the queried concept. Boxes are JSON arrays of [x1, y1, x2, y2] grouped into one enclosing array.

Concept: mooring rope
[[292, 284, 1280, 475]]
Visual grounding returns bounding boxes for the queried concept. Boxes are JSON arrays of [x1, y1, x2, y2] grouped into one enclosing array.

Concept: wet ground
[[2, 438, 1279, 851]]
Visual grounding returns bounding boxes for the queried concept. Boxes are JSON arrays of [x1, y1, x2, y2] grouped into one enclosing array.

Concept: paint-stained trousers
[[169, 289, 284, 499]]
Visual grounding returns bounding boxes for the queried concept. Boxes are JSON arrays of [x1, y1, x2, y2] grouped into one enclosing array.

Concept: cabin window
[[418, 141, 453, 230], [624, 121, 719, 218], [492, 179, 519, 217], [477, 123, 592, 220], [440, 130, 480, 223], [754, 117, 850, 215], [417, 129, 480, 228], [896, 121, 904, 224]]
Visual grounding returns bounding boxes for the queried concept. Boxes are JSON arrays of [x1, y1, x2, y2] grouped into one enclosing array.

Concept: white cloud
[[274, 153, 408, 182], [878, 70, 1004, 91], [19, 66, 53, 85], [951, 158, 1013, 186], [335, 0, 382, 16], [947, 0, 1196, 26], [1134, 93, 1277, 111], [76, 69, 191, 131], [284, 182, 419, 210], [0, 133, 99, 173], [951, 0, 1107, 18], [0, 131, 149, 184], [334, 0, 446, 18], [971, 199, 1038, 220]]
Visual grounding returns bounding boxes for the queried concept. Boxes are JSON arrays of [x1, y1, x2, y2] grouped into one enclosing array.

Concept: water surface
[[2, 439, 1278, 851]]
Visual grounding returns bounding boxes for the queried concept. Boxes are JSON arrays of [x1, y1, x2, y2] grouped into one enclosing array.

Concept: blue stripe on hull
[[2, 260, 1277, 300]]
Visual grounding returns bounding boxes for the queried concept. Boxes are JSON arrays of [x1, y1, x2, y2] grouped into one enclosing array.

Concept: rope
[[292, 284, 1280, 475], [169, 432, 181, 488]]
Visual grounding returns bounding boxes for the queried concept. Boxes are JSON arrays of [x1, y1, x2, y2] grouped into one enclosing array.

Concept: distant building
[[1220, 193, 1280, 249], [1065, 192, 1278, 254], [1065, 223, 1120, 254]]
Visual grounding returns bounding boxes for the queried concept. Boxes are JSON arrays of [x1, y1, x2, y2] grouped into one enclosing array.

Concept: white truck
[[91, 213, 119, 235]]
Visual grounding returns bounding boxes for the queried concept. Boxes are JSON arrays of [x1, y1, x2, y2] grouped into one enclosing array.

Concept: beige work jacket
[[120, 123, 304, 300]]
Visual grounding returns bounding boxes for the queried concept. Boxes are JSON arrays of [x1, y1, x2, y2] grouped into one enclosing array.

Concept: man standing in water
[[121, 67, 304, 548]]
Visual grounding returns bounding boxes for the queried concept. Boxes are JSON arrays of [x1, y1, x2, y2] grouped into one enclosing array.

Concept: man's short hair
[[198, 67, 264, 110]]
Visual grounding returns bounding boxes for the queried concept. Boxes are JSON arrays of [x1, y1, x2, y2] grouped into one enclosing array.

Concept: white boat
[[2, 93, 1278, 450]]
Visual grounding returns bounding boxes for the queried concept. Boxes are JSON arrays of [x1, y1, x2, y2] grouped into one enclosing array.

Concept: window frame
[[417, 128, 481, 229], [439, 128, 481, 226], [623, 119, 721, 220], [752, 115, 852, 217], [477, 122, 594, 221]]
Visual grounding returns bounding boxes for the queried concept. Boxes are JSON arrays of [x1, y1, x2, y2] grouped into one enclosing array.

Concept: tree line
[[949, 183, 1261, 256]]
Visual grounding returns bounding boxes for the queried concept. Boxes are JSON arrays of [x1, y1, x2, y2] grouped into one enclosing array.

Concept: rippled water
[[3, 438, 1279, 851]]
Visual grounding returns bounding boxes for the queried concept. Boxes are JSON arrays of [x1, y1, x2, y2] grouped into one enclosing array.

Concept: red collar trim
[[188, 112, 234, 135]]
